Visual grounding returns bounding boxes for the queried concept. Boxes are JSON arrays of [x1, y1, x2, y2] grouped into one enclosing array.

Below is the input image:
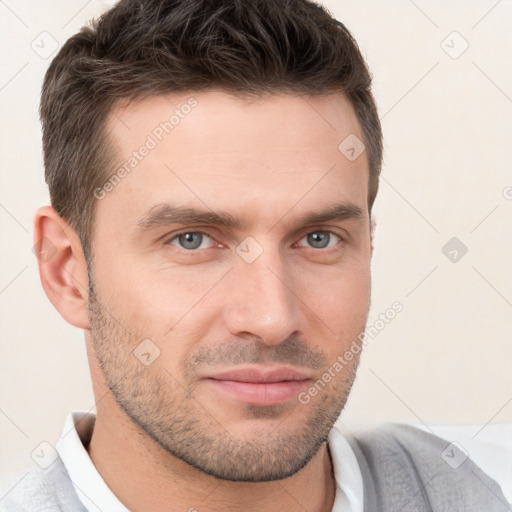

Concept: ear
[[370, 214, 376, 255], [33, 206, 90, 329]]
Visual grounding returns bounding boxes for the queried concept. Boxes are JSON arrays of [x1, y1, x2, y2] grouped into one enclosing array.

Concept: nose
[[221, 247, 302, 346]]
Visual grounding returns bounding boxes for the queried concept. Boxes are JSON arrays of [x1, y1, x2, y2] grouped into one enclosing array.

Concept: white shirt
[[56, 411, 364, 512]]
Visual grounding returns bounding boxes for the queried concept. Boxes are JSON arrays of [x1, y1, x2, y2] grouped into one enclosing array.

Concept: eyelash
[[165, 230, 217, 251], [164, 230, 343, 252], [296, 231, 342, 248]]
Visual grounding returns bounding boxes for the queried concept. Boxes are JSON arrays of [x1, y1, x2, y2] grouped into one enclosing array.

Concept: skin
[[35, 90, 374, 512]]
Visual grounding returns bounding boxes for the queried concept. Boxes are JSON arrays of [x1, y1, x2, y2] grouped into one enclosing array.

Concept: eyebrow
[[135, 201, 366, 233], [135, 204, 246, 231]]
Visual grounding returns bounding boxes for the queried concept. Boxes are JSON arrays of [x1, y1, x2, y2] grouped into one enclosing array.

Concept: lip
[[203, 366, 313, 406], [205, 366, 312, 383]]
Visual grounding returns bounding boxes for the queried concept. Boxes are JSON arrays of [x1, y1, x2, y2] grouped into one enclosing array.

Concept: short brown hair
[[40, 0, 382, 253]]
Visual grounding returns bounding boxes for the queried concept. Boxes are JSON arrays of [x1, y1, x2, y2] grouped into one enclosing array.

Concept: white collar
[[56, 411, 363, 512], [328, 425, 365, 512], [56, 412, 130, 512]]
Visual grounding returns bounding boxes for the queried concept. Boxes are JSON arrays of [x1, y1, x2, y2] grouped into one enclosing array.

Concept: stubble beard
[[86, 274, 364, 482]]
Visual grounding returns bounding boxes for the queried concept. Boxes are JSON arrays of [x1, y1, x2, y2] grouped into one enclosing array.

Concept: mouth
[[203, 366, 313, 406]]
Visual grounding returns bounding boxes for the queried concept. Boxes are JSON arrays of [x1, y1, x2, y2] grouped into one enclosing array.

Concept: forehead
[[108, 90, 363, 157], [98, 90, 369, 230]]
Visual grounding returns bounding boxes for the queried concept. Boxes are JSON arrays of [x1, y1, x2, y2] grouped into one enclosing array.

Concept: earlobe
[[33, 206, 91, 329]]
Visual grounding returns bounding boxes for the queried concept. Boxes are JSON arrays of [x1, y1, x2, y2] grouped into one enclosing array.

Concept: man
[[2, 0, 510, 510]]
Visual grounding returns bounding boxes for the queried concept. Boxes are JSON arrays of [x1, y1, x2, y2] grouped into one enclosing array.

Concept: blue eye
[[299, 231, 340, 249], [169, 232, 214, 250]]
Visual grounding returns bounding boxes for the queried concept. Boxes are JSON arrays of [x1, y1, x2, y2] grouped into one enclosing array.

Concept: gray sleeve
[[0, 458, 87, 512], [346, 422, 511, 512]]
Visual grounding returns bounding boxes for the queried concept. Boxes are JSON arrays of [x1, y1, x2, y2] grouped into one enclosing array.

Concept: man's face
[[86, 91, 372, 481]]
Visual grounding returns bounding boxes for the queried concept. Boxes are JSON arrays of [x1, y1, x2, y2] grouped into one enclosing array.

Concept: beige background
[[1, 0, 511, 474]]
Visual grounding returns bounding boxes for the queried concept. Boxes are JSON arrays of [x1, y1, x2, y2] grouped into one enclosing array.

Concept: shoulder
[[0, 456, 86, 512], [345, 422, 511, 512]]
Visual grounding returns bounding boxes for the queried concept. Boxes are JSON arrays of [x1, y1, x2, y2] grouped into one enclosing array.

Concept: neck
[[86, 394, 336, 512]]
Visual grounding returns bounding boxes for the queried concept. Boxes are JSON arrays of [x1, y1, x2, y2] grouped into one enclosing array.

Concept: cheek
[[296, 260, 371, 348], [96, 262, 220, 365], [95, 249, 182, 315], [300, 259, 371, 312], [90, 261, 167, 345]]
